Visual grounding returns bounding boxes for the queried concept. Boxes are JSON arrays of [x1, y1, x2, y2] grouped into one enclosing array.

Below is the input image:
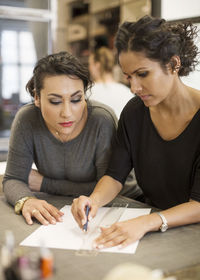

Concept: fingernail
[[88, 216, 92, 221], [58, 217, 63, 222], [97, 244, 104, 249], [44, 221, 49, 225], [81, 219, 85, 225], [51, 220, 56, 225]]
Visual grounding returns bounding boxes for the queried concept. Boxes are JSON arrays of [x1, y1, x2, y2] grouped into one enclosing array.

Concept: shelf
[[90, 0, 120, 13], [65, 0, 151, 58]]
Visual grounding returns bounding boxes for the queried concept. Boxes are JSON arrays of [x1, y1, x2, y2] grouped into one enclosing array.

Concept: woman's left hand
[[93, 215, 149, 249], [28, 169, 43, 191]]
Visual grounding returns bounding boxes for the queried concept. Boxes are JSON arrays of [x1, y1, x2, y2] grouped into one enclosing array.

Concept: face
[[35, 75, 87, 141], [119, 51, 176, 107]]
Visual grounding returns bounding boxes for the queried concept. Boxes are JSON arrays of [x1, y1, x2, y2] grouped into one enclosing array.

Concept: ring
[[32, 209, 38, 215]]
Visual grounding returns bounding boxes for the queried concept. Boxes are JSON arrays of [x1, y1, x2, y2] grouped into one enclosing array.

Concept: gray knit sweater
[[3, 101, 117, 206]]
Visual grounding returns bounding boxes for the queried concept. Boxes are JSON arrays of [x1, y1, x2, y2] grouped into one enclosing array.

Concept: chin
[[143, 98, 159, 107], [143, 100, 153, 107]]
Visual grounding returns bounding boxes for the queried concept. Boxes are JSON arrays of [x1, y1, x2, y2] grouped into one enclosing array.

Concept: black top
[[106, 96, 200, 209]]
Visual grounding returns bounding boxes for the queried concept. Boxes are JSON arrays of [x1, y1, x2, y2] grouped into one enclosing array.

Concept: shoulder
[[15, 103, 39, 118], [12, 103, 40, 128], [114, 82, 131, 92], [121, 96, 145, 117], [87, 100, 117, 128]]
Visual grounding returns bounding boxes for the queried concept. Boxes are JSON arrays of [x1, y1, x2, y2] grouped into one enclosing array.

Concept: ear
[[169, 55, 181, 74], [34, 92, 40, 108]]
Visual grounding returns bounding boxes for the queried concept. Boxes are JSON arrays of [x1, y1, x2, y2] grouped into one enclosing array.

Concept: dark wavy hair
[[115, 15, 199, 76], [26, 51, 92, 98]]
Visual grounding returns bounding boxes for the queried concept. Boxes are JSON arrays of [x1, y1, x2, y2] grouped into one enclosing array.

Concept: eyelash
[[126, 71, 148, 80], [49, 98, 82, 105], [138, 72, 148, 78]]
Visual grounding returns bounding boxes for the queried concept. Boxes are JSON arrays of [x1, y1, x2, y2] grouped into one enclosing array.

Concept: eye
[[71, 97, 82, 103], [49, 99, 62, 105], [138, 71, 148, 78]]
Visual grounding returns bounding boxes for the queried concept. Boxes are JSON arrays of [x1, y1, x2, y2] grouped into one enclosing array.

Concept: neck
[[95, 72, 115, 83], [151, 81, 197, 117]]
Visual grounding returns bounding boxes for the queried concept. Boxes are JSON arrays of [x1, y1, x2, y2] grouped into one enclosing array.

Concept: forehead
[[119, 51, 160, 74], [42, 75, 84, 90]]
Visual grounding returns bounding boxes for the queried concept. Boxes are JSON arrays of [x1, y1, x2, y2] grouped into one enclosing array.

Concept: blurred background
[[0, 0, 199, 162]]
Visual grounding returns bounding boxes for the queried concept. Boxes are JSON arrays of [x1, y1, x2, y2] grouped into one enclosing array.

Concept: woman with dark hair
[[3, 51, 117, 225], [72, 15, 200, 248]]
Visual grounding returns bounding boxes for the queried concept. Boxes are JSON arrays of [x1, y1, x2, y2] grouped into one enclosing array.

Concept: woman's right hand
[[22, 198, 64, 225], [71, 195, 99, 229]]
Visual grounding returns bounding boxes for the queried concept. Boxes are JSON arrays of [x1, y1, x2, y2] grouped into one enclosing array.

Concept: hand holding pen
[[83, 205, 90, 232], [71, 195, 99, 229]]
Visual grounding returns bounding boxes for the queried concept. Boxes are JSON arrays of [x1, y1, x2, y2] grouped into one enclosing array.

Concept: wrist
[[14, 196, 36, 215], [90, 192, 102, 208], [142, 212, 163, 232]]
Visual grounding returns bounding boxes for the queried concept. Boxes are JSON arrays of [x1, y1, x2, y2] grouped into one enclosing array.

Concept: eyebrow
[[123, 67, 147, 76], [47, 90, 82, 98]]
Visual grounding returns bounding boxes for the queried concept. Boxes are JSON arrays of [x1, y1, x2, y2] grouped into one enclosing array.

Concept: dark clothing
[[106, 96, 200, 209]]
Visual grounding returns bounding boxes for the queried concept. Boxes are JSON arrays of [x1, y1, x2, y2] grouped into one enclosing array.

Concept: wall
[[161, 0, 200, 90], [161, 0, 200, 21]]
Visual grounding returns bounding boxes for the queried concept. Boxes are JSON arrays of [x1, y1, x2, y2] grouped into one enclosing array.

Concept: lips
[[139, 95, 150, 101], [59, 122, 73, 127]]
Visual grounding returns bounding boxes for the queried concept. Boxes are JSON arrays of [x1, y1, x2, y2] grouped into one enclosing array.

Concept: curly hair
[[26, 51, 92, 98], [115, 15, 199, 76]]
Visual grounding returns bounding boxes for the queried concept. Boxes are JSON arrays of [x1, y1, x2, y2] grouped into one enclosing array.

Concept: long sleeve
[[3, 107, 35, 206], [41, 178, 96, 196]]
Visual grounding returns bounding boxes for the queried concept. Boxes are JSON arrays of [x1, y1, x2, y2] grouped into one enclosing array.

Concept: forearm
[[41, 177, 97, 196], [161, 200, 200, 228], [143, 200, 200, 233], [3, 179, 35, 206], [90, 175, 123, 207]]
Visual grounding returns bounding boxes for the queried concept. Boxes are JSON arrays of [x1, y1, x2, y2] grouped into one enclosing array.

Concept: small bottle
[[40, 245, 53, 279], [1, 231, 15, 280]]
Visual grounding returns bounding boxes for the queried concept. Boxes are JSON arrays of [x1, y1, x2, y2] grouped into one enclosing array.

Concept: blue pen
[[83, 205, 90, 232]]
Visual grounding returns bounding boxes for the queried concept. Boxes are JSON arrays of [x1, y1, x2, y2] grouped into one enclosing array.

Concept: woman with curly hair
[[72, 15, 200, 248]]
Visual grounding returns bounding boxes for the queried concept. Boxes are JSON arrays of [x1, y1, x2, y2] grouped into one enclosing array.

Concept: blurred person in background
[[88, 47, 133, 119], [89, 46, 143, 201]]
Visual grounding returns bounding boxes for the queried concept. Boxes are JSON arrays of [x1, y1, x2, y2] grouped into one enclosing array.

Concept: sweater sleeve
[[41, 178, 96, 196], [95, 111, 117, 181], [3, 108, 35, 206]]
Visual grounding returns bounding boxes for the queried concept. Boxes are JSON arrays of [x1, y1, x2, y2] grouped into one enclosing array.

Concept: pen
[[83, 205, 90, 232]]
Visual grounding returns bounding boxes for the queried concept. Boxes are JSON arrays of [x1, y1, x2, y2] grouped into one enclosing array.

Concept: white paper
[[20, 206, 151, 254]]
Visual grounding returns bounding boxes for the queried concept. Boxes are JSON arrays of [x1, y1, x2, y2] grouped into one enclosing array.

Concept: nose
[[60, 101, 72, 119], [130, 77, 142, 95]]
